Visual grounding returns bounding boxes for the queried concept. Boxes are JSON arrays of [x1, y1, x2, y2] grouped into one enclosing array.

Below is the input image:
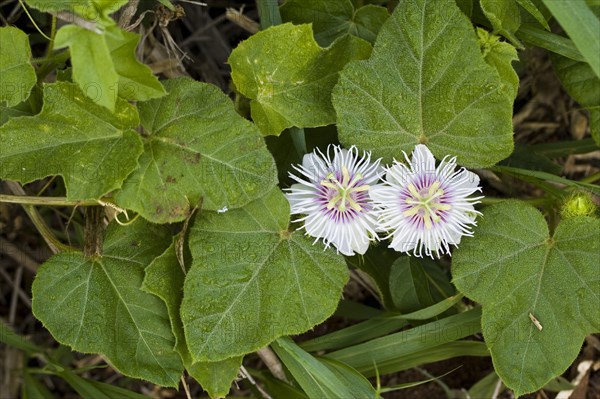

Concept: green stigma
[[321, 166, 370, 212], [403, 181, 451, 229]]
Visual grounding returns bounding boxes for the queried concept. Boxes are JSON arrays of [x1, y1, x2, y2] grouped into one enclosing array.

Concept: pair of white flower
[[285, 144, 482, 258]]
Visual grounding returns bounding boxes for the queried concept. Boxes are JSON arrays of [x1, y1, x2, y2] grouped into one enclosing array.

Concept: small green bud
[[561, 192, 597, 219], [476, 27, 500, 58]]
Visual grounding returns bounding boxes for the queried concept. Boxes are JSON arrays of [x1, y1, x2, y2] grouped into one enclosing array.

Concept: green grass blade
[[542, 0, 600, 77], [324, 308, 482, 374], [301, 318, 408, 352], [517, 24, 585, 61], [302, 294, 464, 352], [516, 0, 551, 30], [272, 337, 357, 398], [360, 341, 489, 377], [492, 165, 600, 195], [57, 369, 149, 399], [531, 138, 599, 157], [334, 299, 384, 320], [0, 320, 44, 354]]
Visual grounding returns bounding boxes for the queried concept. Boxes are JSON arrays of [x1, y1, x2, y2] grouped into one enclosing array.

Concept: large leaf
[[0, 27, 36, 107], [389, 256, 435, 314], [181, 188, 348, 362], [333, 0, 514, 168], [452, 201, 600, 396], [31, 219, 183, 387], [346, 243, 401, 310], [143, 241, 241, 398], [229, 23, 371, 136], [25, 0, 89, 13], [280, 0, 389, 46], [115, 78, 278, 223], [25, 0, 128, 23], [0, 100, 32, 127], [552, 54, 600, 145], [0, 82, 142, 200]]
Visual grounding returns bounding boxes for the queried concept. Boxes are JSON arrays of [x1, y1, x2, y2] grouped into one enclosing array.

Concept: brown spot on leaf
[[169, 205, 188, 219], [166, 176, 177, 183], [182, 150, 201, 164]]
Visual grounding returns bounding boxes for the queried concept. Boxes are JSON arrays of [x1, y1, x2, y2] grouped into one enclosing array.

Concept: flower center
[[403, 181, 451, 229], [320, 166, 369, 212]]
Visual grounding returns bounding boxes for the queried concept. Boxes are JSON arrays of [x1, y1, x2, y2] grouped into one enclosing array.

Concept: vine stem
[[3, 183, 74, 253], [0, 194, 100, 207], [17, 0, 52, 40]]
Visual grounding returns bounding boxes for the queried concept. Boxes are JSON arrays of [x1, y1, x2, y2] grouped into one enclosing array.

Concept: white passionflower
[[285, 145, 383, 256], [370, 144, 482, 258]]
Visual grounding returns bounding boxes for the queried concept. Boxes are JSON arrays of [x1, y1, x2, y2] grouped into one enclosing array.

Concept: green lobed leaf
[[31, 219, 184, 387], [480, 0, 524, 47], [105, 26, 166, 102], [181, 188, 348, 362], [542, 0, 600, 78], [467, 371, 504, 399], [552, 54, 600, 145], [0, 82, 142, 201], [333, 0, 514, 168], [0, 27, 36, 107], [477, 28, 519, 100], [280, 0, 389, 46], [347, 244, 401, 310], [389, 256, 436, 314], [0, 100, 32, 127], [114, 77, 278, 223], [229, 23, 372, 136], [54, 25, 120, 111], [143, 241, 241, 398], [25, 0, 89, 13], [452, 201, 600, 396]]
